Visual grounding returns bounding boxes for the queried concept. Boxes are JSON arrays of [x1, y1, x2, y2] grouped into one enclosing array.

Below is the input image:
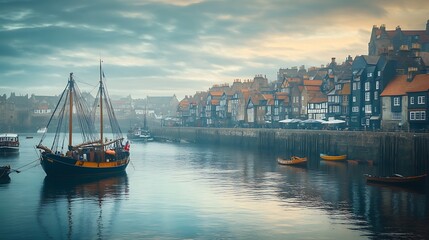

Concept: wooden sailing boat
[[127, 98, 153, 142], [37, 61, 130, 177]]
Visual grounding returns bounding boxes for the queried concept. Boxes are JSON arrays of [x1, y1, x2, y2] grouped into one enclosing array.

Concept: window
[[365, 82, 370, 91], [410, 97, 414, 104], [365, 104, 372, 113], [418, 96, 425, 104], [352, 106, 359, 112], [374, 91, 378, 100], [377, 71, 381, 77], [375, 81, 379, 90], [353, 96, 356, 102], [393, 97, 400, 106], [353, 83, 356, 90], [365, 92, 370, 101], [410, 111, 426, 120], [392, 112, 401, 120], [367, 72, 373, 77]]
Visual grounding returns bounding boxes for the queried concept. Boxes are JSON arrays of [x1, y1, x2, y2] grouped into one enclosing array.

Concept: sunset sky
[[1, 0, 428, 100]]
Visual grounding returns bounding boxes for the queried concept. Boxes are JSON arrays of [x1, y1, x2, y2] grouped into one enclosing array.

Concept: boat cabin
[[0, 134, 19, 147]]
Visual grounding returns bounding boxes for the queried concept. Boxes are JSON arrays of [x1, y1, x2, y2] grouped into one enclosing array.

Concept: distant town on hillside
[[1, 21, 429, 133]]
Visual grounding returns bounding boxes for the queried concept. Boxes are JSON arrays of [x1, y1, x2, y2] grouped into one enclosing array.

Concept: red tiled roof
[[406, 74, 429, 93], [303, 80, 322, 86], [380, 75, 409, 96], [209, 91, 224, 97], [381, 74, 429, 96]]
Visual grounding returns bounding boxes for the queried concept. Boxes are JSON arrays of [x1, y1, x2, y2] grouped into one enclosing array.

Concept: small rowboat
[[320, 153, 347, 161], [365, 173, 427, 187], [277, 156, 307, 167]]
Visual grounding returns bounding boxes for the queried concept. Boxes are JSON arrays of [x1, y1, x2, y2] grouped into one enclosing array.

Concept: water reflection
[[181, 146, 429, 239], [37, 174, 129, 240]]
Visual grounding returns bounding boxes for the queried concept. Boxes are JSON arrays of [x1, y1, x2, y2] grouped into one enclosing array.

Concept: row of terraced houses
[[177, 21, 429, 131]]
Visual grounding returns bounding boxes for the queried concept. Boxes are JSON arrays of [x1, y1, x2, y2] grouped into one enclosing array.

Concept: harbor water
[[0, 134, 428, 239]]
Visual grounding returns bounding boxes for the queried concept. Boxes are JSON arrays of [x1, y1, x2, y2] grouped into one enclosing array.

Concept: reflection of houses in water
[[37, 174, 129, 240]]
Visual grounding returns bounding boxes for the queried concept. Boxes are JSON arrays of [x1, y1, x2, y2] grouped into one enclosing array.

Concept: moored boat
[[365, 173, 427, 187], [277, 156, 307, 167], [0, 133, 19, 154], [320, 153, 347, 161], [36, 61, 130, 178], [127, 127, 154, 142], [37, 127, 47, 134], [0, 165, 11, 180]]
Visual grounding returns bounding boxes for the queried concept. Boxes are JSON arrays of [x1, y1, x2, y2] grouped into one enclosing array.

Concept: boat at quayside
[[36, 61, 130, 178], [0, 133, 19, 154]]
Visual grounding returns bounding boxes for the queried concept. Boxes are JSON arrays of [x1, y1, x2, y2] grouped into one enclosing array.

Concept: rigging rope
[[13, 158, 40, 173]]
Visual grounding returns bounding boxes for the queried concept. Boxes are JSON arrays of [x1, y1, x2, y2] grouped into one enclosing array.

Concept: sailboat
[[36, 61, 130, 178], [127, 98, 153, 142]]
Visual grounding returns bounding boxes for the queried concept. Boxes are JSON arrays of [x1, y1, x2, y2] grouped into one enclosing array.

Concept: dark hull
[[0, 166, 11, 183], [40, 153, 129, 178], [0, 147, 19, 154], [365, 174, 427, 188]]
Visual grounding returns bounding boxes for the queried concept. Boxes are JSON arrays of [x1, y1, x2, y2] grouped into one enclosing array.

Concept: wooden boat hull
[[365, 174, 427, 187], [40, 152, 130, 178], [320, 154, 347, 161], [277, 157, 307, 167]]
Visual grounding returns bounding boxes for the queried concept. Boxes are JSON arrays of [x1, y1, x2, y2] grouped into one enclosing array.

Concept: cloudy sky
[[1, 0, 428, 100]]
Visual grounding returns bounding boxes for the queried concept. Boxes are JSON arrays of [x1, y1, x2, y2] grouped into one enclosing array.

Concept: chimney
[[346, 55, 353, 63]]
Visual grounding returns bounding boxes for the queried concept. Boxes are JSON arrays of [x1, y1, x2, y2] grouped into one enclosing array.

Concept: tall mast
[[144, 96, 147, 129], [99, 60, 103, 144], [69, 73, 74, 148]]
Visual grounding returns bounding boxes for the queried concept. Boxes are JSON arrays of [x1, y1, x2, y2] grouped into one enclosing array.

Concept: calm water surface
[[0, 133, 428, 239]]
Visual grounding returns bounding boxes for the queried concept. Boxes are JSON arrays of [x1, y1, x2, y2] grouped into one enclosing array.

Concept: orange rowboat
[[277, 156, 307, 167]]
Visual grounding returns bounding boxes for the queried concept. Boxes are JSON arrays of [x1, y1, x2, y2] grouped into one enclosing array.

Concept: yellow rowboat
[[277, 156, 307, 167], [320, 153, 347, 161]]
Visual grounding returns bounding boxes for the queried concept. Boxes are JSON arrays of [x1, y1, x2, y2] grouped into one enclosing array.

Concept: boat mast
[[144, 97, 147, 129], [99, 60, 103, 144], [69, 73, 74, 148]]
